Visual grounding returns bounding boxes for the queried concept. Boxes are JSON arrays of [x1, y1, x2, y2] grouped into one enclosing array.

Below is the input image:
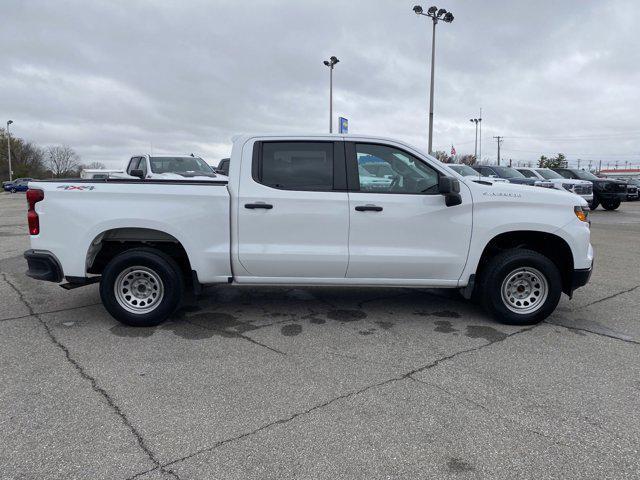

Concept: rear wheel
[[601, 199, 621, 210], [479, 249, 562, 325], [588, 198, 599, 210], [100, 248, 184, 327]]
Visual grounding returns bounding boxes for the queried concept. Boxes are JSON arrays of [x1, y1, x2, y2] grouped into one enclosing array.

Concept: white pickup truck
[[24, 134, 593, 327]]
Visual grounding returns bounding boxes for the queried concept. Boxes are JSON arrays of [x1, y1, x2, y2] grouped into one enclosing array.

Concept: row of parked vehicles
[[446, 164, 637, 210]]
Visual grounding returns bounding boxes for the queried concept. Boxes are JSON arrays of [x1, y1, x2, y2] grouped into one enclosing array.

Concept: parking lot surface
[[1, 192, 639, 479]]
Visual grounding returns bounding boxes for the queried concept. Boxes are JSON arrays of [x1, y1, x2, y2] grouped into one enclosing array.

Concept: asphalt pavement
[[1, 192, 639, 479]]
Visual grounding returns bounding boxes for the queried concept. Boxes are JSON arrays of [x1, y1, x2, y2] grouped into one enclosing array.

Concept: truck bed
[[28, 179, 232, 283]]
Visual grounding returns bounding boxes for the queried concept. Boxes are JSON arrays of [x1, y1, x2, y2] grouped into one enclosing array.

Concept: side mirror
[[438, 176, 460, 194], [438, 176, 462, 207], [130, 169, 145, 179]]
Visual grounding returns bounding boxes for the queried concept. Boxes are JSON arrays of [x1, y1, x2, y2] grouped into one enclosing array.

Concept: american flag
[[451, 145, 456, 156]]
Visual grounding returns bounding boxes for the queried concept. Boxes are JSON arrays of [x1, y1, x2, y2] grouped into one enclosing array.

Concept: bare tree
[[47, 145, 80, 177], [83, 161, 106, 170]]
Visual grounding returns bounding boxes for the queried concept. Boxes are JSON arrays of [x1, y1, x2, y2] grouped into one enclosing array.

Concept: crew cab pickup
[[24, 134, 593, 327]]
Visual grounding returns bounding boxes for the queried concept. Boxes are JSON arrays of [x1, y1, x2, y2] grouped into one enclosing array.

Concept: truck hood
[[463, 177, 587, 207]]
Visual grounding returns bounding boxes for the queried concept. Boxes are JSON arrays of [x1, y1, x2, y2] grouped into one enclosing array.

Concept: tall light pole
[[323, 56, 339, 133], [6, 120, 13, 181], [413, 5, 454, 154], [478, 108, 482, 160], [469, 118, 480, 158]]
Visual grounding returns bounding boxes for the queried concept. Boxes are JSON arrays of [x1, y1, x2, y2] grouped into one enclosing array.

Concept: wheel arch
[[85, 227, 193, 281], [474, 230, 575, 295]]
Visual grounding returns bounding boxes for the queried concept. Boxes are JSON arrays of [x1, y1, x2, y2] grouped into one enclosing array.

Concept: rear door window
[[257, 142, 334, 191]]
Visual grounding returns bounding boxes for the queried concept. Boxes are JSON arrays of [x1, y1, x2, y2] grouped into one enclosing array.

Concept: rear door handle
[[355, 205, 383, 212], [245, 203, 273, 209]]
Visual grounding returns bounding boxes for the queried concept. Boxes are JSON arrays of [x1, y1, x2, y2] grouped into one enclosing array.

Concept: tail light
[[26, 189, 44, 235]]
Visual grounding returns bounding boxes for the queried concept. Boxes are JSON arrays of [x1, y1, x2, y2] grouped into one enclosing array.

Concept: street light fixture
[[323, 56, 340, 133], [469, 117, 481, 158], [6, 120, 13, 182], [413, 5, 454, 154]]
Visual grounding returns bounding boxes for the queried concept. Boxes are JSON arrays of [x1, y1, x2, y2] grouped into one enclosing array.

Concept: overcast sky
[[2, 0, 639, 169]]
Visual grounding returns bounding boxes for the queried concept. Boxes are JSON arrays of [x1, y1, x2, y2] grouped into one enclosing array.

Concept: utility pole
[[323, 56, 339, 133], [6, 120, 13, 181], [478, 108, 482, 161], [493, 136, 503, 165], [577, 159, 581, 169]]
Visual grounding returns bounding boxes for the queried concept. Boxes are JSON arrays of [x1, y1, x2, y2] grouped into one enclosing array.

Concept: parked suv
[[472, 165, 553, 188], [553, 168, 627, 210], [617, 179, 639, 201], [447, 164, 509, 184], [516, 167, 593, 203], [3, 178, 33, 193]]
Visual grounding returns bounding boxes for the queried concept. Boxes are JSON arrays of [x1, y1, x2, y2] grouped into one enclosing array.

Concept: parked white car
[[515, 167, 594, 203], [24, 134, 592, 328], [119, 155, 219, 180], [447, 164, 510, 184]]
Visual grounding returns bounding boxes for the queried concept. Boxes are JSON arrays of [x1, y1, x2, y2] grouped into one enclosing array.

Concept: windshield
[[449, 164, 478, 176], [492, 166, 525, 178], [149, 157, 214, 175], [536, 169, 563, 180], [573, 170, 599, 180]]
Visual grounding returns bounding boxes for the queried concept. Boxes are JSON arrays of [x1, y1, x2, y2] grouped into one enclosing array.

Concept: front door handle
[[245, 203, 273, 210], [355, 204, 383, 212]]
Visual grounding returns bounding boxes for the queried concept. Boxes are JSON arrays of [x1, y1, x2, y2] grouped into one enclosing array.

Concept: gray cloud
[[1, 0, 639, 169]]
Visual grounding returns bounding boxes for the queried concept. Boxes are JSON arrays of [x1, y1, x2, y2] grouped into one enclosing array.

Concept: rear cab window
[[253, 142, 345, 191]]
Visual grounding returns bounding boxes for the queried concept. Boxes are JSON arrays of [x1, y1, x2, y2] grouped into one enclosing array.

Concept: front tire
[[601, 199, 621, 210], [100, 248, 184, 327], [479, 249, 562, 325]]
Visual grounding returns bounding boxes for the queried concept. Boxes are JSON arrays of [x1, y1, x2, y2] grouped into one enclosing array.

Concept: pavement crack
[[2, 273, 177, 479], [577, 284, 640, 309], [151, 324, 538, 473], [0, 301, 103, 323], [183, 319, 286, 356], [404, 324, 538, 380], [546, 320, 639, 346]]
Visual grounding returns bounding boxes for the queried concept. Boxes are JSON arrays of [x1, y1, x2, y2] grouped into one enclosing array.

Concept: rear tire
[[100, 248, 184, 327], [602, 199, 621, 211], [479, 249, 562, 325], [588, 198, 599, 210]]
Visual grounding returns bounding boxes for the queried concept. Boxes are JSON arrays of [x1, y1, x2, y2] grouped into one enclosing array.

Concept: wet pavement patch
[[414, 310, 461, 318], [188, 312, 259, 335], [358, 327, 377, 336], [375, 321, 394, 330], [110, 324, 156, 339], [281, 323, 302, 337], [327, 309, 367, 322], [434, 320, 457, 334], [465, 325, 507, 342], [447, 457, 475, 473]]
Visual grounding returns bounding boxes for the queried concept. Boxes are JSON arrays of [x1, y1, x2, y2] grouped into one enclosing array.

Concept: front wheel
[[100, 248, 184, 327], [479, 249, 562, 325], [601, 199, 621, 211]]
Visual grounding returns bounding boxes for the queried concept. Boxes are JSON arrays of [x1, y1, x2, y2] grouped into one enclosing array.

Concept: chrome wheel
[[114, 266, 164, 314], [500, 267, 548, 315]]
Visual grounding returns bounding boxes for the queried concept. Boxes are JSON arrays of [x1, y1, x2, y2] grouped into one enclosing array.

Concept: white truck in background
[[24, 134, 593, 327], [119, 154, 220, 180]]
